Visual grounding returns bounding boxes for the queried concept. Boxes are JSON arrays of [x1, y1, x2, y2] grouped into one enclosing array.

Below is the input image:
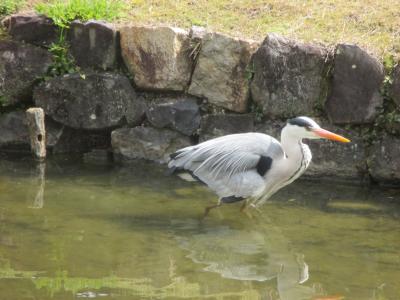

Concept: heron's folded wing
[[168, 133, 284, 198]]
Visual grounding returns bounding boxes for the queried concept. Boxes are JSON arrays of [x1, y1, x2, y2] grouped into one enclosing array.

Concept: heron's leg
[[249, 203, 263, 216], [240, 199, 263, 219], [239, 200, 255, 219], [203, 199, 222, 218], [240, 200, 248, 212]]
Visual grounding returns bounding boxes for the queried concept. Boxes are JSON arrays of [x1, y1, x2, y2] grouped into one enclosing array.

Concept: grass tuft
[[47, 33, 77, 77], [0, 0, 25, 18], [35, 0, 125, 28]]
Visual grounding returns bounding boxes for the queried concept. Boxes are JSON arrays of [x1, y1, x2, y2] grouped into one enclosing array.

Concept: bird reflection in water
[[172, 212, 332, 300]]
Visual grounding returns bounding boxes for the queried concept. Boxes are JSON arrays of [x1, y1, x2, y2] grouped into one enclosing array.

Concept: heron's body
[[168, 117, 349, 210]]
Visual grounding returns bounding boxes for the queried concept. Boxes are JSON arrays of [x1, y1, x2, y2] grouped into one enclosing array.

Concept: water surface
[[0, 156, 399, 300]]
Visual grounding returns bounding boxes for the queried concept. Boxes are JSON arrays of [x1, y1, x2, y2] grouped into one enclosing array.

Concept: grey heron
[[168, 116, 350, 214]]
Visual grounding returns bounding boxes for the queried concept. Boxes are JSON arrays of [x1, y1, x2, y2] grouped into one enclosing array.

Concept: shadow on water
[[0, 156, 399, 299]]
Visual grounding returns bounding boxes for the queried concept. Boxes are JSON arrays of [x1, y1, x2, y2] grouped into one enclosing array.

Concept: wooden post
[[26, 108, 46, 160]]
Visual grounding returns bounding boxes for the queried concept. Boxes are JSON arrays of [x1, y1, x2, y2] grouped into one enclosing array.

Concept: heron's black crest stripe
[[256, 156, 273, 176], [288, 117, 312, 130], [221, 196, 245, 203]]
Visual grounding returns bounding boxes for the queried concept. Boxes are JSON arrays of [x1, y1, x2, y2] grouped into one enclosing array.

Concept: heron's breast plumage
[[251, 142, 312, 206]]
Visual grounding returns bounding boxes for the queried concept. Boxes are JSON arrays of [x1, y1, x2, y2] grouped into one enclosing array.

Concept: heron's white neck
[[280, 126, 306, 160]]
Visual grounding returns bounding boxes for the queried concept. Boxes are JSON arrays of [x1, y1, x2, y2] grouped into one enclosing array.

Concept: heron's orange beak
[[312, 128, 351, 143]]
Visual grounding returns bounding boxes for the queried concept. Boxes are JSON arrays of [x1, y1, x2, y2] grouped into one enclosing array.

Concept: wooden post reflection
[[30, 162, 45, 209]]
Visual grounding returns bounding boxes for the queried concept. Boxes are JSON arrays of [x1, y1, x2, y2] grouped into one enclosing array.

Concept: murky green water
[[0, 156, 399, 300]]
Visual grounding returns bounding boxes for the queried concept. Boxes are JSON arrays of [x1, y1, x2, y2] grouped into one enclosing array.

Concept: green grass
[[47, 35, 77, 76], [35, 0, 125, 28], [0, 0, 25, 18]]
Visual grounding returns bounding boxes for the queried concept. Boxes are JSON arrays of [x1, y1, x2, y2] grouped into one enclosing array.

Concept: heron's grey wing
[[168, 133, 285, 199]]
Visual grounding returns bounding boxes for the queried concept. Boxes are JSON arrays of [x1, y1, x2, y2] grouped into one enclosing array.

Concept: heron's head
[[284, 116, 350, 142]]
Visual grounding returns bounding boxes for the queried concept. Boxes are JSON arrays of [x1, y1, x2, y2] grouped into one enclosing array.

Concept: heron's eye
[[305, 126, 312, 131]]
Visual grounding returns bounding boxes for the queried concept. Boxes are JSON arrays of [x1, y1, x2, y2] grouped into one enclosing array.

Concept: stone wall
[[1, 12, 400, 185]]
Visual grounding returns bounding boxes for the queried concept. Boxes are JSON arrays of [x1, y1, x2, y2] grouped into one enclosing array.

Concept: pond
[[0, 156, 399, 300]]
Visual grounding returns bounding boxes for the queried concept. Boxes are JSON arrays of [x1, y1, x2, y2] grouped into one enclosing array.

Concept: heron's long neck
[[280, 128, 305, 162]]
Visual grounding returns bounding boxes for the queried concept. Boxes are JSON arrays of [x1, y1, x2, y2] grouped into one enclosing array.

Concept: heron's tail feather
[[168, 145, 198, 170]]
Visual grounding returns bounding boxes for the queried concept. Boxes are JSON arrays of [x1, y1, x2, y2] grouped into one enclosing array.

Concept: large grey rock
[[120, 26, 193, 91], [67, 20, 118, 70], [111, 126, 191, 163], [390, 64, 400, 107], [368, 135, 400, 184], [0, 111, 29, 149], [0, 40, 53, 105], [2, 13, 58, 47], [146, 97, 200, 136], [199, 114, 254, 141], [306, 123, 367, 180], [325, 44, 384, 124], [189, 32, 258, 113], [34, 72, 146, 130], [250, 34, 329, 119]]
